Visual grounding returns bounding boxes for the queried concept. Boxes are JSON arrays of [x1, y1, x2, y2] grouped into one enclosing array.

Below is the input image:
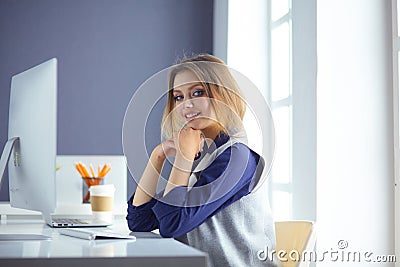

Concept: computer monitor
[[0, 58, 57, 222]]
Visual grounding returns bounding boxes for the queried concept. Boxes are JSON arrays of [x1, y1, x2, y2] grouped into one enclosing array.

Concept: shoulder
[[193, 140, 262, 191], [217, 142, 260, 164], [205, 142, 260, 179]]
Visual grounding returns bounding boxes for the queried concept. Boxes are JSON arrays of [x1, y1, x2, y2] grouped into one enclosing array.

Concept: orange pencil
[[99, 163, 111, 178], [89, 164, 95, 178], [101, 165, 111, 177], [77, 163, 86, 177], [74, 163, 84, 176], [79, 163, 91, 178], [98, 164, 108, 177]]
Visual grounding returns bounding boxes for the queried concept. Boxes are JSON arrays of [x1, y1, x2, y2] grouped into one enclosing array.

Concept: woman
[[126, 54, 277, 266]]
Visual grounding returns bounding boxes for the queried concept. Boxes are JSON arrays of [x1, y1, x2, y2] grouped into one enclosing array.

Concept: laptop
[[44, 213, 111, 228]]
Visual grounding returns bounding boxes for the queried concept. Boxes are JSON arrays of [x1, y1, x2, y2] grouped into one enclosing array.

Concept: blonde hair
[[161, 54, 246, 139]]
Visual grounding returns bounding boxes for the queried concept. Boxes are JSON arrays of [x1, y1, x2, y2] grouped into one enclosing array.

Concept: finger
[[199, 131, 205, 139]]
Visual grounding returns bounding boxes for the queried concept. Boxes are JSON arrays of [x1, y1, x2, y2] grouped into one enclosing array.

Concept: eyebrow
[[173, 82, 203, 93]]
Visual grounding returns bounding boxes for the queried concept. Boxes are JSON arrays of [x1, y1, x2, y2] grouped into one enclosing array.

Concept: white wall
[[213, 0, 228, 63], [292, 0, 317, 222], [226, 0, 268, 95], [317, 0, 394, 266]]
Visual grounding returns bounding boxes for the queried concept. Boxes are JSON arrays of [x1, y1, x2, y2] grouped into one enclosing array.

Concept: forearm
[[164, 155, 193, 196], [127, 194, 159, 231], [132, 153, 165, 206]]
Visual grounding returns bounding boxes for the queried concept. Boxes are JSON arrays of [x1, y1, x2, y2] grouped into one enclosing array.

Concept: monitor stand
[[0, 137, 20, 187], [0, 136, 53, 232]]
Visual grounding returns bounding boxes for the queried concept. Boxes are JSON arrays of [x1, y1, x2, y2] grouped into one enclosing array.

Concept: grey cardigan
[[177, 139, 277, 267]]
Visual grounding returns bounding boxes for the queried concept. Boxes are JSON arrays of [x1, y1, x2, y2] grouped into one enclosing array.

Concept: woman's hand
[[163, 127, 204, 195], [150, 127, 204, 175], [175, 127, 204, 160], [151, 138, 177, 163]]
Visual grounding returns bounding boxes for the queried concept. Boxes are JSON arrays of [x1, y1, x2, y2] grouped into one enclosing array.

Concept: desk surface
[[0, 218, 207, 267]]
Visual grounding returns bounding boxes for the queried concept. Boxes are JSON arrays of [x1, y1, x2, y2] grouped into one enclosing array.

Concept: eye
[[192, 89, 205, 97], [173, 94, 184, 102]]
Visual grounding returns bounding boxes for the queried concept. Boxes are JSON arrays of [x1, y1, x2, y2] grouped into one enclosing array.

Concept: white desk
[[0, 218, 208, 267]]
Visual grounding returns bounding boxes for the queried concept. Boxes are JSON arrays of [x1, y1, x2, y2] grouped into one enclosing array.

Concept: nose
[[183, 99, 194, 108]]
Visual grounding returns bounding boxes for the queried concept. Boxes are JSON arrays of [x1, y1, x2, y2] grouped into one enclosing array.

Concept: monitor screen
[[0, 58, 57, 220]]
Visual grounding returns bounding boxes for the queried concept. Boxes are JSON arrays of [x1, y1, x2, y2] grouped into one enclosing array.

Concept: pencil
[[99, 163, 111, 178], [101, 165, 111, 177], [74, 163, 84, 176], [89, 164, 95, 178], [79, 162, 91, 178], [98, 164, 108, 177]]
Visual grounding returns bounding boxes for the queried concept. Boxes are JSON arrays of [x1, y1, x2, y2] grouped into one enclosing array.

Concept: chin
[[185, 119, 205, 130], [186, 122, 201, 129]]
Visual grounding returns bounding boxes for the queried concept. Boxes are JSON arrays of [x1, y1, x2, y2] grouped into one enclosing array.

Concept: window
[[268, 0, 293, 221], [218, 0, 316, 221]]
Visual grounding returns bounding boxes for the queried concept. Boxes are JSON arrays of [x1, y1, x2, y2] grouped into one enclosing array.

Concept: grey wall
[[0, 0, 213, 200]]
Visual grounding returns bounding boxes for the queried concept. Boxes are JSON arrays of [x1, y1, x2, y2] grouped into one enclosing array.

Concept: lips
[[184, 112, 201, 121]]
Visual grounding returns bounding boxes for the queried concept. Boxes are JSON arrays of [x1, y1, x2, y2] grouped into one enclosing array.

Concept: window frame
[[214, 0, 317, 221], [268, 0, 317, 221], [268, 0, 294, 221], [391, 0, 400, 262]]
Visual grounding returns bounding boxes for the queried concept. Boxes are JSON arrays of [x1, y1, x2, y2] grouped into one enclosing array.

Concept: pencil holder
[[75, 163, 111, 203], [82, 177, 104, 203]]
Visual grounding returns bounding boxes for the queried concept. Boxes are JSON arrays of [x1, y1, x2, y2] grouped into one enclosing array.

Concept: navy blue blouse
[[126, 133, 260, 238]]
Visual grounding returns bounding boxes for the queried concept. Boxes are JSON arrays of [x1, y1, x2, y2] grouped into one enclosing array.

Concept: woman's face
[[172, 71, 218, 135]]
